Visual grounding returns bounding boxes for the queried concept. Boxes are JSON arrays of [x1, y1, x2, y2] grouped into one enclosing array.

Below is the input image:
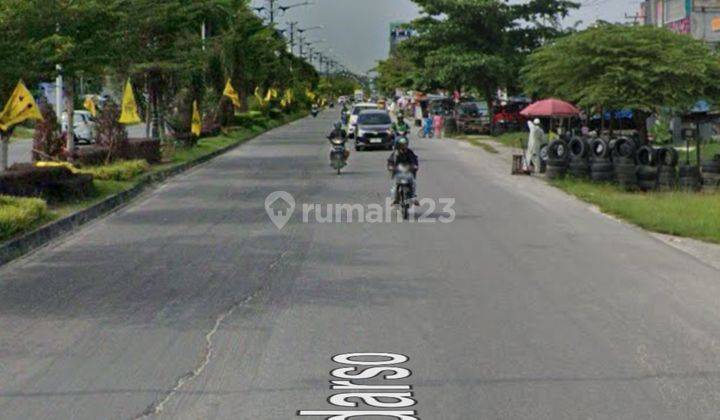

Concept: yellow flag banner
[[119, 80, 141, 125], [305, 89, 316, 102], [83, 96, 97, 117], [284, 89, 294, 105], [223, 79, 241, 108], [0, 80, 43, 132], [191, 100, 202, 137], [254, 87, 268, 107]]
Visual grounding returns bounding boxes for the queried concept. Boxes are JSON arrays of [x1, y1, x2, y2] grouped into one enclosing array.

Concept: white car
[[62, 110, 96, 144], [347, 102, 378, 138]]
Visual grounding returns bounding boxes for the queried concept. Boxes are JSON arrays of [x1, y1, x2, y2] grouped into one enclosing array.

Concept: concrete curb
[[0, 118, 301, 267]]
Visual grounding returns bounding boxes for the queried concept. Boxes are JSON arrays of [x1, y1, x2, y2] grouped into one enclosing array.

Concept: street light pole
[[288, 21, 297, 54]]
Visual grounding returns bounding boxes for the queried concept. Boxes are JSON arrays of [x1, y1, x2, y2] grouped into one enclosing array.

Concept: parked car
[[61, 110, 96, 144], [347, 102, 378, 138], [355, 110, 394, 151], [456, 101, 491, 134]]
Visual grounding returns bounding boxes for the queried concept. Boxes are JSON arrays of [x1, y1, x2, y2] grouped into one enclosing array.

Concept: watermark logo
[[265, 190, 296, 230], [265, 191, 455, 230]]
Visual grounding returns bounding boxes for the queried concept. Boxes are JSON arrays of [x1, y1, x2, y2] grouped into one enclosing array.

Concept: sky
[[251, 0, 643, 74]]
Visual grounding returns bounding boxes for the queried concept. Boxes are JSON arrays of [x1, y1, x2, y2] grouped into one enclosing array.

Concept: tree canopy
[[379, 0, 578, 103], [522, 24, 720, 113]]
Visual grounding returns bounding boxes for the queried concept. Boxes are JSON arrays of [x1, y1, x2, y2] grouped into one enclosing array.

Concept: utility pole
[[288, 21, 297, 54], [298, 34, 305, 57], [268, 0, 276, 24]]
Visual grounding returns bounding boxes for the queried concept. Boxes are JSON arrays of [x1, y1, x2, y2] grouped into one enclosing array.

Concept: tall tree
[[400, 0, 578, 110], [522, 24, 720, 141], [0, 0, 123, 154]]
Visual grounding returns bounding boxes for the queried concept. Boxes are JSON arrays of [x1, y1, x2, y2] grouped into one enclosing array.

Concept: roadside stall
[[512, 98, 580, 175]]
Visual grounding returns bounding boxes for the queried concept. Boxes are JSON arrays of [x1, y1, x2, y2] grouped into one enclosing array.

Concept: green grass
[[49, 180, 136, 219], [0, 196, 51, 241], [553, 178, 720, 244], [12, 126, 35, 139], [78, 160, 150, 181], [494, 131, 526, 149], [453, 134, 499, 154]]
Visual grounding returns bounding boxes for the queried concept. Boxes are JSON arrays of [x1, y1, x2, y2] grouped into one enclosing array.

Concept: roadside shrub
[[126, 138, 162, 164], [32, 100, 64, 162], [232, 112, 271, 129], [0, 195, 49, 240], [76, 146, 111, 166], [78, 160, 149, 181], [95, 99, 129, 163], [0, 163, 94, 202]]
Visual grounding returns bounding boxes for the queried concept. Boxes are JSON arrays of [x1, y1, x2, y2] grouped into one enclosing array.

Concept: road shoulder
[[446, 133, 720, 272]]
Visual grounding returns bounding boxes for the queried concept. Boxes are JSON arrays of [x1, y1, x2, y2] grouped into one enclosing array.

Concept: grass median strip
[[553, 178, 720, 244], [0, 196, 51, 240], [0, 112, 305, 243]]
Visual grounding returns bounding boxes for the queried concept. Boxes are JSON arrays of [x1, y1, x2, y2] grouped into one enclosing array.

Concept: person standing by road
[[433, 113, 444, 139], [525, 118, 545, 173]]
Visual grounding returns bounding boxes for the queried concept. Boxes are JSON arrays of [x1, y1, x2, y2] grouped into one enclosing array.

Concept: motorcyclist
[[387, 137, 419, 205], [391, 114, 410, 136], [327, 121, 345, 142]]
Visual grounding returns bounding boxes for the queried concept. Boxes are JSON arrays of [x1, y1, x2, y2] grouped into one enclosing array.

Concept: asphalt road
[[2, 112, 720, 419]]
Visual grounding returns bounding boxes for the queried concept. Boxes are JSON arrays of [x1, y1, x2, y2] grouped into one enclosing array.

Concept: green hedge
[[0, 195, 49, 240]]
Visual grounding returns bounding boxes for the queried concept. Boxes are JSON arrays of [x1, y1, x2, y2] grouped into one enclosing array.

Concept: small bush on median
[[78, 160, 150, 182], [0, 195, 49, 240]]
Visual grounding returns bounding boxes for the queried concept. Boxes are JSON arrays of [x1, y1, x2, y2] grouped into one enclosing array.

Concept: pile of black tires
[[703, 156, 720, 193], [542, 136, 720, 193]]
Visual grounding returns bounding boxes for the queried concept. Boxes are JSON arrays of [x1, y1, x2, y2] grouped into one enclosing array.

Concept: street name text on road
[[298, 353, 419, 419]]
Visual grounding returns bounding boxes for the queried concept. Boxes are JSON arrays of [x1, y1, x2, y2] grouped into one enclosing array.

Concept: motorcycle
[[389, 163, 417, 220], [311, 105, 319, 118], [329, 137, 349, 175]]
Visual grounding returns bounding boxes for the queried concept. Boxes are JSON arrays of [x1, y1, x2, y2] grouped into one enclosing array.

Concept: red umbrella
[[520, 98, 580, 118]]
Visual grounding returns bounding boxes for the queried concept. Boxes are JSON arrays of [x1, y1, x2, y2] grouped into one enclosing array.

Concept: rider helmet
[[396, 136, 409, 150]]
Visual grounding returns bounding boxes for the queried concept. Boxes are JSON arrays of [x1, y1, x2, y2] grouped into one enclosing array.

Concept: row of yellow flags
[[0, 79, 317, 136]]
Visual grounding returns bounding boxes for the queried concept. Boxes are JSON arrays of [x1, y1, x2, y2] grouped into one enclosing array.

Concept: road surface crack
[[131, 249, 291, 419], [130, 295, 252, 419]]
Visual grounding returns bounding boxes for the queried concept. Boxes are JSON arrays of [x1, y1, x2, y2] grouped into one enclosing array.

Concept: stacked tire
[[612, 138, 638, 190], [656, 147, 679, 191], [701, 155, 720, 193], [567, 137, 590, 179], [546, 140, 569, 179], [679, 165, 701, 192], [538, 144, 549, 174], [589, 138, 613, 182], [635, 145, 658, 192]]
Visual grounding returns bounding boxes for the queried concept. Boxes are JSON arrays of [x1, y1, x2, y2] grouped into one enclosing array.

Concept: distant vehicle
[[492, 97, 532, 134], [456, 102, 491, 134], [354, 89, 365, 102], [355, 110, 394, 151], [61, 110, 96, 144], [347, 102, 378, 138]]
